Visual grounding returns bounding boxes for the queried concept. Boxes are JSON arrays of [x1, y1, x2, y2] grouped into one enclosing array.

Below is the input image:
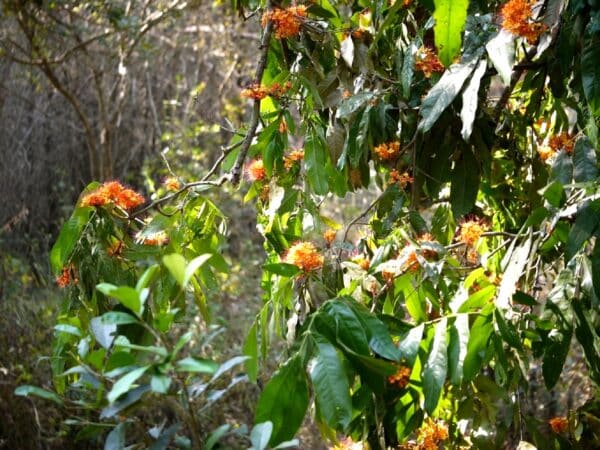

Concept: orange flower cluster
[[262, 5, 307, 39], [164, 177, 181, 191], [329, 437, 363, 450], [389, 169, 414, 188], [537, 145, 556, 162], [417, 233, 438, 259], [137, 230, 169, 246], [403, 247, 420, 272], [80, 181, 145, 211], [501, 0, 547, 44], [388, 365, 411, 388], [246, 159, 267, 182], [284, 241, 324, 272], [415, 419, 449, 450], [284, 149, 305, 169], [458, 217, 487, 246], [324, 229, 337, 245], [56, 265, 78, 288], [373, 141, 401, 160], [549, 132, 575, 154], [241, 81, 293, 100], [414, 47, 445, 78], [549, 416, 569, 434]]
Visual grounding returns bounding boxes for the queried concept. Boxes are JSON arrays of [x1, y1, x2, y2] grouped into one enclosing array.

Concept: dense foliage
[[13, 0, 600, 448]]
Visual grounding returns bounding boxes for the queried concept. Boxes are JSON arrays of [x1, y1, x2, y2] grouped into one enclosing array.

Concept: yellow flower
[[164, 177, 181, 191], [323, 229, 336, 246]]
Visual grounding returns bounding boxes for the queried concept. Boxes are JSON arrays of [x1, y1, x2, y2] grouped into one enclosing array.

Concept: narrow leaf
[[460, 59, 487, 141], [14, 385, 63, 405], [423, 318, 448, 414], [107, 366, 149, 403], [485, 30, 515, 86]]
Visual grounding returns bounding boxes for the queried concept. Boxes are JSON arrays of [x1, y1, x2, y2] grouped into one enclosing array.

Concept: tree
[[16, 0, 600, 448]]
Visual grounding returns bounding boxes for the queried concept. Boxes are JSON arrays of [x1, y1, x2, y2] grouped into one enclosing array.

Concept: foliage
[[14, 0, 600, 449]]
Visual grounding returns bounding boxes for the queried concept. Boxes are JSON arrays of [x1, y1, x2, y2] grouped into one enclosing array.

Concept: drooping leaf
[[96, 283, 142, 316], [50, 206, 92, 274], [581, 34, 600, 117], [346, 300, 401, 360], [250, 422, 273, 450], [496, 234, 532, 309], [448, 314, 470, 385], [255, 355, 309, 446], [450, 149, 480, 217], [432, 0, 470, 67], [463, 308, 494, 381], [566, 200, 600, 261], [542, 328, 572, 389], [485, 30, 515, 86], [305, 130, 330, 195], [460, 59, 487, 141], [573, 137, 598, 182], [423, 318, 448, 414], [175, 357, 219, 374], [104, 422, 126, 450], [310, 338, 352, 430], [550, 150, 573, 185], [418, 58, 478, 133], [398, 323, 424, 367]]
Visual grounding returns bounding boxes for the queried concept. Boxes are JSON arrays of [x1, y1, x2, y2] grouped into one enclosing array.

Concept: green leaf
[[255, 355, 309, 446], [494, 309, 522, 350], [243, 323, 259, 382], [50, 207, 92, 273], [346, 300, 401, 360], [398, 323, 424, 367], [205, 424, 231, 450], [418, 58, 478, 132], [432, 0, 469, 67], [175, 357, 218, 374], [485, 30, 515, 86], [54, 324, 82, 337], [457, 285, 496, 313], [183, 254, 213, 287], [263, 263, 301, 277], [97, 283, 142, 316], [550, 150, 573, 185], [104, 422, 126, 450], [542, 328, 572, 389], [310, 338, 352, 430], [107, 366, 149, 403], [336, 92, 375, 119], [497, 235, 532, 310], [163, 254, 187, 286], [450, 149, 480, 217], [463, 308, 494, 381], [423, 318, 448, 414], [250, 422, 273, 450], [448, 314, 470, 385], [321, 300, 370, 355], [135, 264, 160, 292], [14, 385, 63, 405], [98, 312, 139, 325], [460, 59, 487, 141], [582, 34, 600, 116], [566, 200, 600, 261], [573, 137, 598, 182], [150, 375, 172, 394], [305, 130, 330, 195]]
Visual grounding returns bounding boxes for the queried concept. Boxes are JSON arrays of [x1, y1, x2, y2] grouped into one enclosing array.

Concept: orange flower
[[373, 141, 401, 160], [56, 265, 77, 288], [342, 89, 352, 99], [549, 132, 575, 154], [402, 246, 420, 272], [458, 217, 487, 246], [284, 241, 324, 272], [329, 437, 363, 450], [323, 229, 336, 245], [501, 0, 547, 44], [417, 233, 438, 259], [278, 118, 288, 133], [388, 365, 411, 388], [262, 5, 307, 39], [246, 159, 267, 182], [164, 177, 181, 191], [241, 84, 270, 100], [80, 181, 145, 211], [353, 256, 371, 271], [416, 419, 449, 450], [538, 145, 556, 162], [549, 416, 569, 434], [389, 169, 413, 188], [80, 191, 110, 208], [284, 149, 305, 169], [414, 47, 445, 78], [137, 230, 169, 246]]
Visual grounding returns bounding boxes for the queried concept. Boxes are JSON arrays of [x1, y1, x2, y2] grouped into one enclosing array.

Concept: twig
[[230, 5, 273, 186], [342, 194, 382, 243]]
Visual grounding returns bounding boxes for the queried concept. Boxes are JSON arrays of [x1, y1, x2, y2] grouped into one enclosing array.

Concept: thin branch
[[342, 194, 382, 243], [230, 6, 273, 186]]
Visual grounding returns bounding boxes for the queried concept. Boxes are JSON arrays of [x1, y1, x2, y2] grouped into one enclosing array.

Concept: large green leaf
[[450, 149, 480, 217], [255, 355, 309, 446], [310, 338, 352, 430], [423, 318, 448, 414], [320, 300, 370, 355], [96, 283, 142, 316], [582, 34, 600, 117], [460, 59, 487, 141], [175, 357, 219, 374], [433, 0, 470, 67], [463, 307, 494, 381], [398, 323, 424, 367], [566, 200, 600, 261], [305, 130, 330, 195], [107, 366, 149, 403], [573, 137, 598, 182], [418, 58, 478, 133], [104, 422, 126, 450], [485, 30, 515, 86], [542, 328, 572, 389], [50, 206, 92, 273], [448, 314, 470, 385], [14, 385, 63, 405]]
